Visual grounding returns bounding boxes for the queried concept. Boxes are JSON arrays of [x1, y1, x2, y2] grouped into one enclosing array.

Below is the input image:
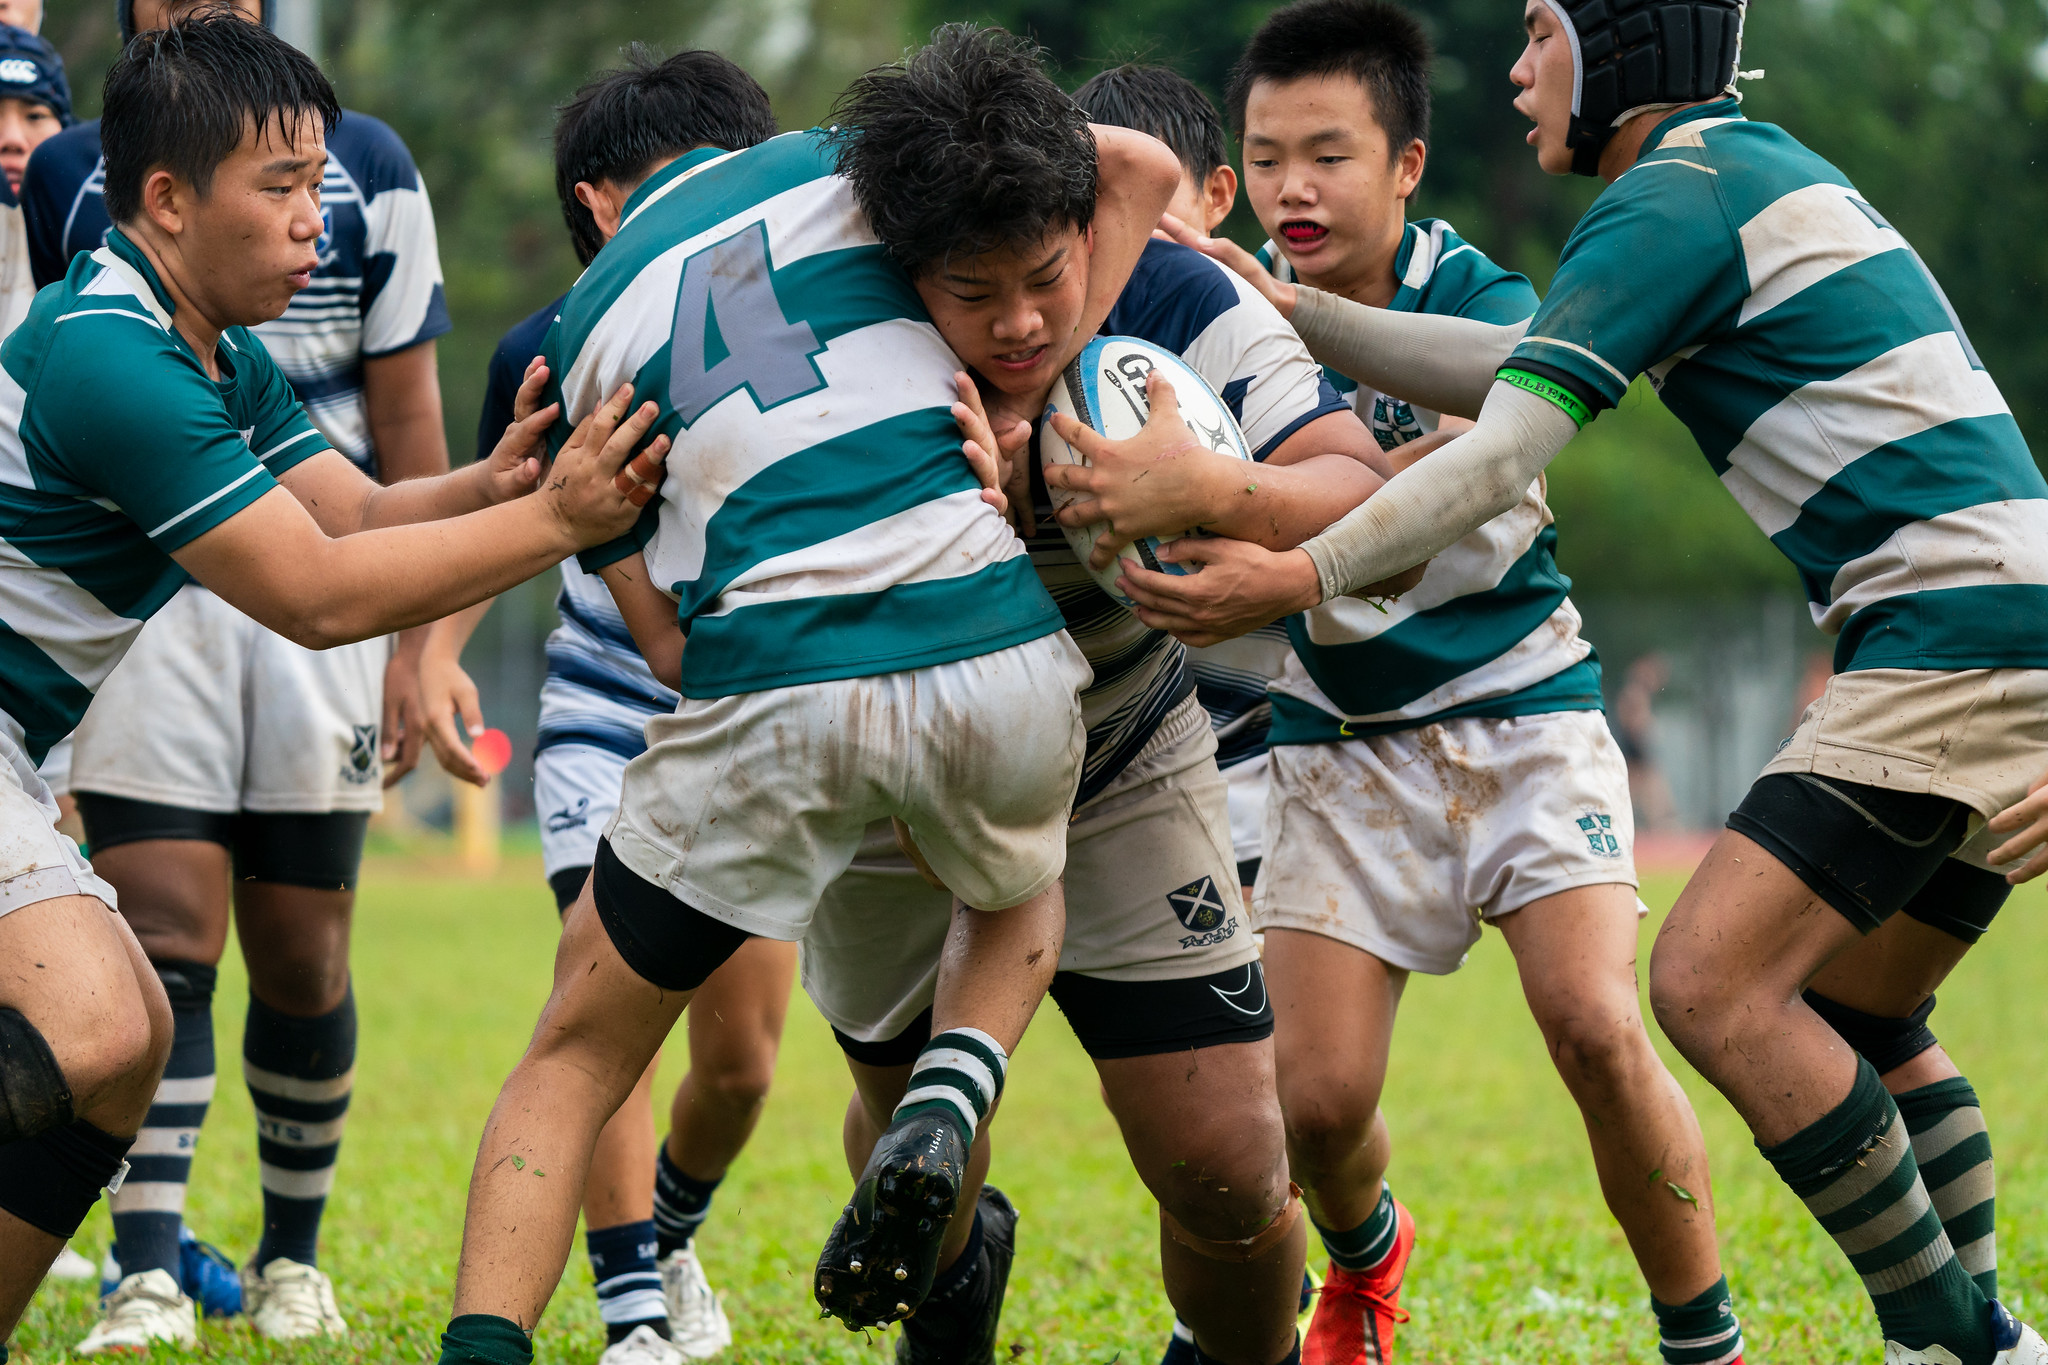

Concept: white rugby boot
[[47, 1244, 98, 1280], [73, 1269, 198, 1355], [1885, 1303, 2048, 1364], [659, 1246, 732, 1358], [599, 1323, 687, 1365], [241, 1257, 348, 1341]]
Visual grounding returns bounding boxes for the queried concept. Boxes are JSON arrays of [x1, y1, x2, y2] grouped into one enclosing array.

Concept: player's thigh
[[1492, 882, 1648, 1026], [0, 893, 166, 1108], [70, 584, 249, 812], [242, 629, 389, 813], [534, 882, 691, 1089], [1803, 861, 1999, 1014], [803, 824, 953, 1055], [684, 936, 798, 1086], [899, 633, 1089, 911], [1261, 928, 1407, 1125], [72, 806, 233, 963]]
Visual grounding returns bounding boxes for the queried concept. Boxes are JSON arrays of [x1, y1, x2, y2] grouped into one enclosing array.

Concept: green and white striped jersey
[[1508, 100, 2048, 673], [561, 133, 1063, 698], [0, 229, 329, 773], [1263, 220, 1603, 745]]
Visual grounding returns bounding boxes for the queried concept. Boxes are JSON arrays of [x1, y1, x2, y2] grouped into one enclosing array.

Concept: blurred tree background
[[40, 0, 2047, 599]]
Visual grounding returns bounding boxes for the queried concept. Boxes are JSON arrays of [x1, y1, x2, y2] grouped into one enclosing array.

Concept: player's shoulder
[[1395, 218, 1536, 324], [7, 247, 192, 426], [327, 109, 424, 198], [626, 131, 839, 232], [1104, 237, 1263, 355]]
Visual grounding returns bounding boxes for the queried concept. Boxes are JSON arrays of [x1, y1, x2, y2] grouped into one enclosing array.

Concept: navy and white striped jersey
[[21, 111, 450, 476], [477, 298, 676, 765], [1041, 238, 1348, 803]]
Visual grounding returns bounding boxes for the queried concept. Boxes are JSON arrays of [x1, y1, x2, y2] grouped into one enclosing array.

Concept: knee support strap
[[1163, 1184, 1303, 1263], [1804, 989, 1940, 1075], [0, 1007, 74, 1145], [0, 1118, 132, 1238]]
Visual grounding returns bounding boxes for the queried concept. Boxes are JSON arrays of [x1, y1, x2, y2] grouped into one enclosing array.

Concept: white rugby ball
[[1040, 335, 1253, 608]]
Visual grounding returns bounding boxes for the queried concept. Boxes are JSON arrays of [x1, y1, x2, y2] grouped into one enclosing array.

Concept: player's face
[[0, 1, 41, 33], [0, 98, 59, 194], [914, 225, 1091, 404], [171, 114, 327, 326], [1241, 73, 1422, 295], [131, 0, 263, 29], [1512, 0, 1578, 175]]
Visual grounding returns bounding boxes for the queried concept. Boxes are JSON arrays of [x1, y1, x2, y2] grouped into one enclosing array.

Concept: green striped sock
[[1315, 1182, 1398, 1273], [893, 1028, 1007, 1141], [1652, 1276, 1743, 1364], [1897, 1077, 1997, 1301], [1761, 1060, 1993, 1362]]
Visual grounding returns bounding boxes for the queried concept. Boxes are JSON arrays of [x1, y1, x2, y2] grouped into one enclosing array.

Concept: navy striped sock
[[1315, 1182, 1399, 1274], [246, 986, 355, 1269], [893, 1028, 1007, 1141], [587, 1219, 668, 1344], [110, 960, 216, 1278], [653, 1144, 720, 1259], [1653, 1276, 1744, 1365]]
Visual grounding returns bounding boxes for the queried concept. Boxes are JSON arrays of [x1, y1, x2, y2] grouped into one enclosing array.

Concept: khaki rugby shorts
[[803, 695, 1255, 1045], [1256, 710, 1639, 976], [1760, 667, 2048, 869]]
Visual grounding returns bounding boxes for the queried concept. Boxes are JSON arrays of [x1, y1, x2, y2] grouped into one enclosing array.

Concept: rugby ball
[[1041, 336, 1253, 608]]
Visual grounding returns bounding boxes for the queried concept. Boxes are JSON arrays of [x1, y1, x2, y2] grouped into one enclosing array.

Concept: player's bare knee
[[704, 1059, 774, 1117], [1153, 1128, 1291, 1241], [1647, 940, 1727, 1053], [1281, 1089, 1379, 1175], [1542, 1010, 1652, 1098]]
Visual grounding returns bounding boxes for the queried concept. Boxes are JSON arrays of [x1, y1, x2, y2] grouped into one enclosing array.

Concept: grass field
[[15, 848, 2048, 1363]]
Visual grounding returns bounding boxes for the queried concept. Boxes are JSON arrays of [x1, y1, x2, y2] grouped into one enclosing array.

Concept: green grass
[[17, 855, 2048, 1363]]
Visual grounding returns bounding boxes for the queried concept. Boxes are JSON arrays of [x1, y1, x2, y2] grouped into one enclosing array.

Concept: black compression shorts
[[76, 794, 370, 892]]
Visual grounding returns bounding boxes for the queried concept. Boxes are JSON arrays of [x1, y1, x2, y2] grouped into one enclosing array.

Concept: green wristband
[[1497, 368, 1593, 428]]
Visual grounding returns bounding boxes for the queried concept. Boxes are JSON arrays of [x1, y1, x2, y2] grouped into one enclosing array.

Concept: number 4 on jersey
[[669, 221, 828, 426]]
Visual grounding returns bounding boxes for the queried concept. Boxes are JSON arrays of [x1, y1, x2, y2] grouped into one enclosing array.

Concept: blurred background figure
[[1612, 653, 1678, 834]]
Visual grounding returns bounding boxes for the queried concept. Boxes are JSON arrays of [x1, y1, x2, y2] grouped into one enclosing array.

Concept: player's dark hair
[[1226, 0, 1432, 154], [554, 45, 778, 266], [1073, 64, 1226, 181], [829, 23, 1096, 277], [101, 9, 337, 224]]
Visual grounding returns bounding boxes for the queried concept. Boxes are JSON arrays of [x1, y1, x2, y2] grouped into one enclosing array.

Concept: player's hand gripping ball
[[1039, 336, 1253, 608]]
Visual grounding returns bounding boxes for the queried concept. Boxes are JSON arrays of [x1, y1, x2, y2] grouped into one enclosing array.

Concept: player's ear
[[1396, 139, 1426, 201], [1203, 165, 1237, 233], [140, 168, 185, 236]]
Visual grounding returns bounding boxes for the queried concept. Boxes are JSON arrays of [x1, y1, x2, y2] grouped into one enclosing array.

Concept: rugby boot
[[816, 1106, 970, 1330], [1886, 1302, 2048, 1364], [242, 1257, 348, 1340], [896, 1186, 1019, 1365], [600, 1324, 687, 1365], [74, 1270, 198, 1355], [660, 1244, 733, 1358], [1303, 1198, 1414, 1365]]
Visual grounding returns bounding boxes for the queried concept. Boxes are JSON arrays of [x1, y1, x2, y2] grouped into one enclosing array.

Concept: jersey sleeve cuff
[[1250, 389, 1353, 462], [1495, 361, 1607, 427], [575, 506, 659, 574], [1502, 338, 1628, 411], [145, 465, 282, 553]]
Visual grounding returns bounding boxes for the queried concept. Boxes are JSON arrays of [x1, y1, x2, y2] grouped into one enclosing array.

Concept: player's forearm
[[1297, 380, 1578, 600], [1290, 288, 1528, 421], [363, 341, 452, 484], [1066, 127, 1182, 371], [287, 500, 575, 647], [1193, 453, 1386, 551], [356, 459, 498, 529], [598, 555, 684, 690]]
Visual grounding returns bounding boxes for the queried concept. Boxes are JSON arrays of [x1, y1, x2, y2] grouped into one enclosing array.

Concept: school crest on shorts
[[1168, 876, 1238, 950], [341, 724, 380, 785], [1576, 812, 1622, 858]]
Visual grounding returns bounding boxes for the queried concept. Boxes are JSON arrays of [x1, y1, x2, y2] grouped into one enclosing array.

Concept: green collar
[[620, 144, 733, 222], [1638, 97, 1746, 163], [104, 225, 180, 319]]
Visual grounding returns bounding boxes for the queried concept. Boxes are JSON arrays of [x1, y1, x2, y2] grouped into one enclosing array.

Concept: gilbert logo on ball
[[472, 728, 513, 780], [1039, 336, 1252, 608]]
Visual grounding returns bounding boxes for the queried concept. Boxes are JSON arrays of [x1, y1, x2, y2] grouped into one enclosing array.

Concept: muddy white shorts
[[69, 584, 390, 814], [0, 737, 117, 918], [803, 695, 1254, 1045], [605, 632, 1090, 938], [1257, 709, 1637, 975]]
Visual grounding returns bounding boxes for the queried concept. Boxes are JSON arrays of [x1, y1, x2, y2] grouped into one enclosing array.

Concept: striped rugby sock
[[110, 960, 217, 1279], [1652, 1276, 1744, 1365], [893, 1028, 1007, 1141], [1316, 1182, 1400, 1274], [587, 1220, 668, 1345], [246, 986, 356, 1269], [1897, 1077, 1997, 1300], [652, 1145, 720, 1259], [1761, 1059, 1993, 1362]]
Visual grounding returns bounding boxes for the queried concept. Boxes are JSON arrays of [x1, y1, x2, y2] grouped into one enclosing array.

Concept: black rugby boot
[[895, 1186, 1019, 1365], [816, 1105, 971, 1330]]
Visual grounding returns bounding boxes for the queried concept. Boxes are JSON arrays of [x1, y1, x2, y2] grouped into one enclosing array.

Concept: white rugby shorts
[[0, 736, 118, 918], [69, 584, 390, 814], [1223, 750, 1269, 869], [804, 696, 1255, 1044], [534, 741, 630, 880], [1257, 710, 1638, 976], [605, 632, 1091, 939]]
